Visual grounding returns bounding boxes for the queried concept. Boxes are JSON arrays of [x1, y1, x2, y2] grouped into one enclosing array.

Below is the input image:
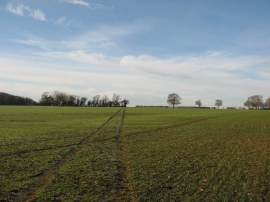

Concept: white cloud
[[28, 8, 46, 21], [257, 71, 270, 80], [5, 17, 270, 107], [54, 17, 74, 27], [6, 3, 46, 21], [1, 50, 269, 107], [62, 0, 105, 9], [119, 52, 268, 78], [7, 3, 24, 16], [41, 50, 115, 67]]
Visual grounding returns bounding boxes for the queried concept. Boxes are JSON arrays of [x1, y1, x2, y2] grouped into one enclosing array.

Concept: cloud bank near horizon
[[1, 1, 270, 107], [1, 49, 269, 107]]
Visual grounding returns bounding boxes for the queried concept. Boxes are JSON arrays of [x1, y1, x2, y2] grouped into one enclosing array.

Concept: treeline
[[40, 91, 129, 107], [0, 92, 37, 105]]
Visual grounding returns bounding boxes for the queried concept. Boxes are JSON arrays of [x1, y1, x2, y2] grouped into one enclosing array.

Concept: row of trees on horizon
[[0, 91, 269, 109], [167, 93, 223, 109], [0, 92, 36, 105], [40, 91, 129, 107], [166, 93, 270, 109]]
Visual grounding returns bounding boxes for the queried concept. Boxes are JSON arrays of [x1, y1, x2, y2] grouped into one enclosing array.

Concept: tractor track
[[10, 112, 238, 201], [1, 116, 218, 159], [1, 114, 234, 159], [0, 134, 86, 148], [87, 116, 219, 144], [14, 109, 122, 202], [113, 109, 133, 201], [0, 143, 78, 158], [125, 116, 218, 137]]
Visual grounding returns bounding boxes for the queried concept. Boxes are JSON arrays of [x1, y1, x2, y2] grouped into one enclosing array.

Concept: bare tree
[[120, 99, 129, 107], [100, 95, 110, 107], [67, 95, 76, 106], [167, 93, 181, 108], [112, 94, 121, 107], [244, 95, 263, 109], [215, 99, 223, 109], [52, 91, 68, 106], [80, 97, 87, 106], [244, 100, 252, 109], [195, 100, 202, 108], [265, 97, 270, 109], [40, 92, 51, 105], [92, 95, 100, 107]]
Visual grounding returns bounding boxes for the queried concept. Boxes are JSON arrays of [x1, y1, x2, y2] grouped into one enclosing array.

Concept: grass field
[[0, 106, 270, 201]]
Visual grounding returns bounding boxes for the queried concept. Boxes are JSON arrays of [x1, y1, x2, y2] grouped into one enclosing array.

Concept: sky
[[0, 0, 270, 107]]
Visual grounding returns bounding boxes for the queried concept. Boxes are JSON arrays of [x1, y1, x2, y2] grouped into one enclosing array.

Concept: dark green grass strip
[[14, 109, 122, 202]]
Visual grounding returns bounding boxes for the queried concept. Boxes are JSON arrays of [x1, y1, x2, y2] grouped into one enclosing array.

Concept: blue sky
[[0, 0, 270, 107]]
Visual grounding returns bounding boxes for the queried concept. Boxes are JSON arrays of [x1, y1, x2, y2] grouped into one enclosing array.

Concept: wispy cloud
[[16, 23, 145, 51], [42, 50, 116, 67], [54, 16, 77, 28], [29, 8, 46, 21], [62, 0, 105, 9], [7, 3, 24, 16], [7, 3, 47, 21]]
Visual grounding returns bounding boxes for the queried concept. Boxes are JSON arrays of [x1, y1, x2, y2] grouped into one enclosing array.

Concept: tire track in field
[[14, 109, 122, 202], [87, 116, 219, 144], [1, 134, 86, 148], [113, 109, 133, 201], [125, 116, 218, 137], [120, 115, 241, 198], [1, 112, 243, 148], [124, 112, 242, 138], [0, 143, 78, 158]]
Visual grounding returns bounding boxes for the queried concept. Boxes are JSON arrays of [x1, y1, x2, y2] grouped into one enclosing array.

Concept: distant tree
[[120, 99, 129, 107], [112, 94, 121, 107], [265, 97, 270, 109], [73, 95, 80, 106], [100, 95, 110, 107], [167, 93, 181, 108], [215, 99, 223, 109], [87, 100, 92, 107], [79, 97, 87, 106], [24, 97, 37, 105], [244, 100, 252, 109], [40, 92, 51, 105], [244, 95, 263, 109], [195, 100, 202, 108], [52, 91, 68, 106], [67, 95, 76, 106], [92, 95, 100, 107]]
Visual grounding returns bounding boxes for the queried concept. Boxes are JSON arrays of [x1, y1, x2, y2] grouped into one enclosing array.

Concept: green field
[[0, 106, 270, 201]]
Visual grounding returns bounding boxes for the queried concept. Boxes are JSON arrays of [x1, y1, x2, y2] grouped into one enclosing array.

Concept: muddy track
[[14, 109, 122, 202]]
